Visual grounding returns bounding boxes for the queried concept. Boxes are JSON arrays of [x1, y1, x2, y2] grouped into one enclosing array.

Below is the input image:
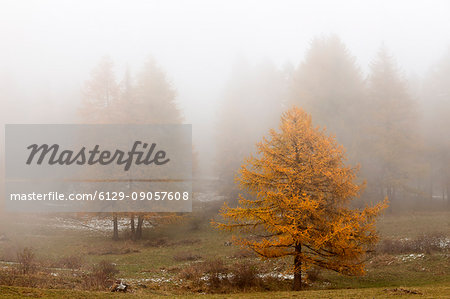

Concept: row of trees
[[78, 35, 449, 240], [216, 35, 450, 209], [79, 56, 182, 240], [80, 56, 181, 125]]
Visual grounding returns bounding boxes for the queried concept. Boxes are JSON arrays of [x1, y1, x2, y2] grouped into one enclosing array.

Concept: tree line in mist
[[216, 35, 450, 209], [1, 34, 449, 211]]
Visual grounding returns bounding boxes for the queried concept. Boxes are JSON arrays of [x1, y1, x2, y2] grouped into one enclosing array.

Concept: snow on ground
[[43, 190, 225, 232], [438, 237, 450, 249], [50, 216, 133, 232], [398, 253, 425, 262]]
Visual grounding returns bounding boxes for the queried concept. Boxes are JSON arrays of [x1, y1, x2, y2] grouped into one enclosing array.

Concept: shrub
[[177, 258, 229, 291], [178, 264, 204, 289], [203, 258, 229, 289], [85, 260, 119, 290], [17, 247, 37, 274], [229, 261, 260, 289], [177, 258, 293, 293]]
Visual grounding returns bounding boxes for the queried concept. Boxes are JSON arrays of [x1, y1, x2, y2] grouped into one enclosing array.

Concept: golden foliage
[[215, 106, 388, 276]]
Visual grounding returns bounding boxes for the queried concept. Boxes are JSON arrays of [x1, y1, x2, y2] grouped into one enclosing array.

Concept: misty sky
[[1, 0, 449, 128]]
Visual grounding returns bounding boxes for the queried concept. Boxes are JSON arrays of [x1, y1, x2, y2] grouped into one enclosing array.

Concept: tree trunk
[[136, 215, 144, 240], [293, 243, 302, 291], [112, 213, 119, 241], [130, 214, 135, 240]]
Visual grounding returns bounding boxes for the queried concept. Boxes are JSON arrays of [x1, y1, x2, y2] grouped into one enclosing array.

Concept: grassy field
[[0, 284, 449, 298], [0, 209, 449, 297]]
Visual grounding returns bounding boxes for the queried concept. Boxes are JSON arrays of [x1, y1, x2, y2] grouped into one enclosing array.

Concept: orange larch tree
[[215, 106, 388, 291]]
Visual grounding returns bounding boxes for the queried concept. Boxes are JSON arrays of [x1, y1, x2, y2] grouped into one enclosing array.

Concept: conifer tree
[[364, 47, 420, 203], [134, 57, 181, 124], [79, 56, 119, 124], [78, 56, 121, 239], [216, 107, 387, 291], [79, 56, 183, 240], [289, 35, 366, 157]]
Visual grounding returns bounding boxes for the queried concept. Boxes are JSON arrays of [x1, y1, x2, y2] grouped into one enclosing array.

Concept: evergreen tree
[[79, 56, 183, 240], [133, 57, 181, 124], [364, 47, 421, 203], [79, 56, 119, 123], [289, 35, 366, 158]]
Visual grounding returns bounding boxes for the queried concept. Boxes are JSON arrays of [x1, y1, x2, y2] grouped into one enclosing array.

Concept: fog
[[1, 0, 450, 205], [2, 1, 449, 111], [1, 2, 450, 294]]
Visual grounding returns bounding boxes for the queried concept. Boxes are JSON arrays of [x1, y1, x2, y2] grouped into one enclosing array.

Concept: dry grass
[[0, 209, 449, 296]]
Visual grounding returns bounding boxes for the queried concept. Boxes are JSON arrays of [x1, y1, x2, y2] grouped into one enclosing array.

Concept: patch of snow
[[48, 216, 152, 232], [399, 253, 425, 262], [258, 272, 294, 280]]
